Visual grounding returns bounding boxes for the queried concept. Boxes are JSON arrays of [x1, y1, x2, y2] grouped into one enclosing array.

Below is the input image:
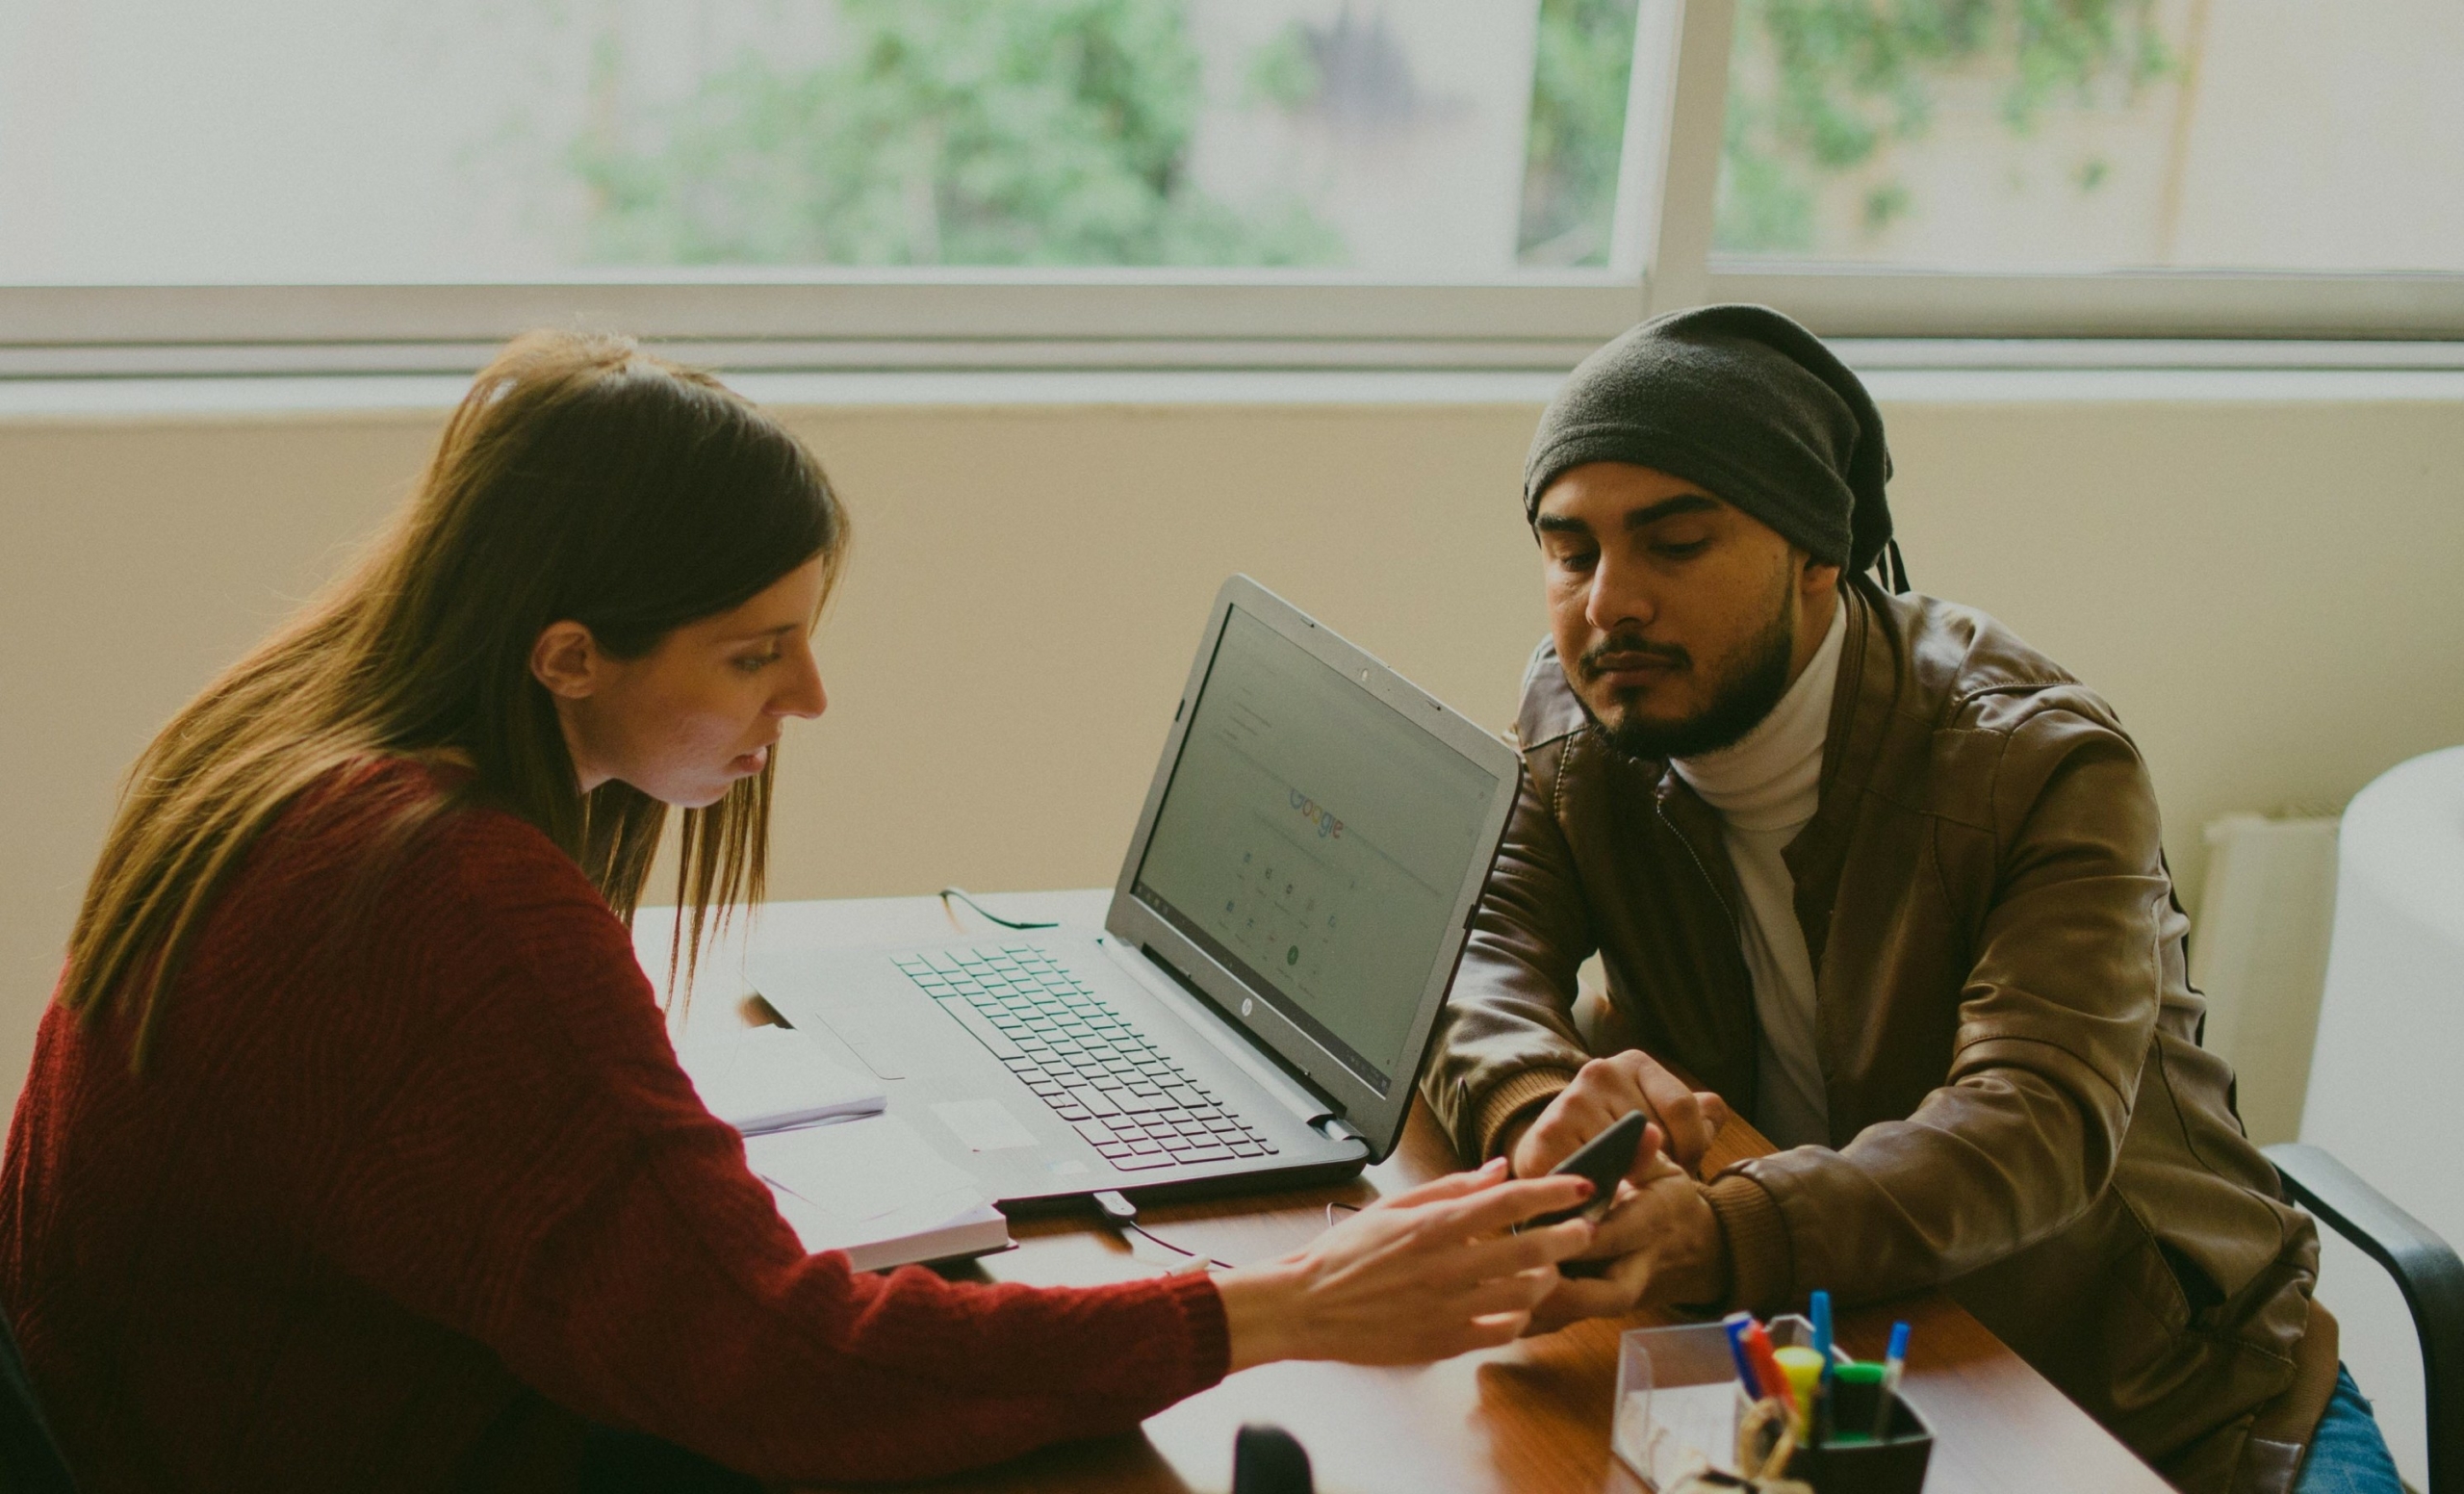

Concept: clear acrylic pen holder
[[1613, 1315, 1853, 1491], [1612, 1320, 1750, 1488]]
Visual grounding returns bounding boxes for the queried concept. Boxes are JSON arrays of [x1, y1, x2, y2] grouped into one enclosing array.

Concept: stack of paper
[[677, 1024, 886, 1134], [745, 1116, 1011, 1273], [680, 1023, 1010, 1272]]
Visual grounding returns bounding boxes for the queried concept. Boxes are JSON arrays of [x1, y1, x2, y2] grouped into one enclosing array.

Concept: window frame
[[3, 0, 2460, 384], [0, 275, 1651, 379]]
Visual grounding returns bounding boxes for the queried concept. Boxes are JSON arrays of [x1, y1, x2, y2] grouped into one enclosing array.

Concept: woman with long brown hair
[[0, 332, 1598, 1491]]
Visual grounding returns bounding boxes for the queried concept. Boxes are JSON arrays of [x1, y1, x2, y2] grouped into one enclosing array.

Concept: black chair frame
[[2267, 1142, 2464, 1494]]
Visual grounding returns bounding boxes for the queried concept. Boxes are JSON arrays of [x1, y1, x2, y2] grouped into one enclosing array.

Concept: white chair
[[2298, 744, 2464, 1492]]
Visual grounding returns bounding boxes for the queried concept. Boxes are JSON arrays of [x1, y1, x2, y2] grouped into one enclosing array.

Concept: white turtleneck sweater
[[1669, 602, 1846, 1150]]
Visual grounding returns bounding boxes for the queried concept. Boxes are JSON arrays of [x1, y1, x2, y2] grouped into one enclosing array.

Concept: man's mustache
[[1578, 633, 1690, 680]]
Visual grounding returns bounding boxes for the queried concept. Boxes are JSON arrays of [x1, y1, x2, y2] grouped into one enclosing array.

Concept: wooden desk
[[639, 891, 2169, 1494]]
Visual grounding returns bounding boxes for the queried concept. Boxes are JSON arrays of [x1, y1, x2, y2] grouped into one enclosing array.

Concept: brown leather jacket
[[1424, 579, 2336, 1494]]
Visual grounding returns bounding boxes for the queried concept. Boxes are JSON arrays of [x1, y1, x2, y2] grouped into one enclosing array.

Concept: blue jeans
[[2294, 1365, 2405, 1494]]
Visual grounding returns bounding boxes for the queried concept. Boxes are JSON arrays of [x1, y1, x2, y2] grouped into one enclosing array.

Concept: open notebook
[[679, 1024, 1010, 1272]]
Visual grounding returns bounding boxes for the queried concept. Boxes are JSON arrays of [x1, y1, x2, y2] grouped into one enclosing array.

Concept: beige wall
[[5, 393, 2463, 1125]]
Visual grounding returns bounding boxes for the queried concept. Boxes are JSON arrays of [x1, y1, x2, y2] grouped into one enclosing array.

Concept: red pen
[[1741, 1321, 1796, 1414]]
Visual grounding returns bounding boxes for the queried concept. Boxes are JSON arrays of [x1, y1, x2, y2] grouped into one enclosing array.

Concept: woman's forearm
[[1218, 1258, 1315, 1373]]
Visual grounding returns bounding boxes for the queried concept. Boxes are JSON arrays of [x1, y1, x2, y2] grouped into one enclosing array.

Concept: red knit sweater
[[0, 763, 1227, 1491]]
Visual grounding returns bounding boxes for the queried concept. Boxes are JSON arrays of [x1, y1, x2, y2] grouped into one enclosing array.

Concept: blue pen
[[1870, 1320, 1912, 1440], [1722, 1311, 1764, 1397], [1810, 1290, 1834, 1379]]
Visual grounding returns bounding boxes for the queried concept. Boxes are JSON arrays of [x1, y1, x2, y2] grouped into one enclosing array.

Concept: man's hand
[[1507, 1050, 1731, 1181], [1524, 1149, 1729, 1333]]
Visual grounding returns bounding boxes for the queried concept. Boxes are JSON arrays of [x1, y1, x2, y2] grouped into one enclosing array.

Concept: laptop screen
[[1129, 605, 1504, 1095]]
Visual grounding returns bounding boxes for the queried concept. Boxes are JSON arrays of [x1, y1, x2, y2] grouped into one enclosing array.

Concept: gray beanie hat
[[1523, 304, 1895, 574]]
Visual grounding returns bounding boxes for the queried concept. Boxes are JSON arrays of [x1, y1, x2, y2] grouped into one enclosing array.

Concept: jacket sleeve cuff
[[1473, 1068, 1580, 1162], [1703, 1172, 1791, 1315]]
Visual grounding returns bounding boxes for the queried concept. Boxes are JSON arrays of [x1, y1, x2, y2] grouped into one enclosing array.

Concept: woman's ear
[[529, 621, 603, 700]]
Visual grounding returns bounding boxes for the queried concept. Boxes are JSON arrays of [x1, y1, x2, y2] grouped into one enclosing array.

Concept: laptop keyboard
[[894, 945, 1280, 1172]]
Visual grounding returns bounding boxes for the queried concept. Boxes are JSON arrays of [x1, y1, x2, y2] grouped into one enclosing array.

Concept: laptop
[[747, 576, 1523, 1206]]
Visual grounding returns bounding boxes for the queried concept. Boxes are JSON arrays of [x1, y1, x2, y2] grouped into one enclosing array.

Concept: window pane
[[0, 0, 1642, 284], [1519, 0, 1642, 268], [1712, 0, 2464, 272]]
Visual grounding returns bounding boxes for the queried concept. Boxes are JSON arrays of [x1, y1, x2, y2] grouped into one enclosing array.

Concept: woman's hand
[[1217, 1157, 1598, 1371]]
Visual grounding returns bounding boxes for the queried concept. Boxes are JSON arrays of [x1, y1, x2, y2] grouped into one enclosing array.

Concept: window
[[0, 0, 1649, 282], [3, 0, 2460, 376], [1715, 0, 2464, 273], [1704, 0, 2464, 336]]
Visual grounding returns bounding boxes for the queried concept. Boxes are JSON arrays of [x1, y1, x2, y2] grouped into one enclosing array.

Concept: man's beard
[[1579, 577, 1797, 762]]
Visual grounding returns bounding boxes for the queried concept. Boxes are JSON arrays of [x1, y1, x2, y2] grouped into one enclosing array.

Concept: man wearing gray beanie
[[1423, 306, 2397, 1494]]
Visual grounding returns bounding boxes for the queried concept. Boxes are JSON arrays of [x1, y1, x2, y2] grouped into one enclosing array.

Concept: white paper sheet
[[679, 1023, 886, 1134], [744, 1113, 998, 1263]]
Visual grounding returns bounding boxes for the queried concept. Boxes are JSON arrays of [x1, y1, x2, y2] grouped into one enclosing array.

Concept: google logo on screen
[[1290, 788, 1345, 839]]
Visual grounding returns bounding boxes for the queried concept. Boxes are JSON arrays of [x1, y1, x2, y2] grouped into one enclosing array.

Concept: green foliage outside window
[[1243, 21, 1324, 112], [560, 0, 2164, 271], [1718, 0, 2174, 254], [568, 0, 1341, 267], [1517, 0, 1642, 267]]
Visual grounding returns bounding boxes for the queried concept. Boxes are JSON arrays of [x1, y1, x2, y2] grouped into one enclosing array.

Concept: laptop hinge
[[1315, 1116, 1367, 1147], [1093, 936, 1337, 1129]]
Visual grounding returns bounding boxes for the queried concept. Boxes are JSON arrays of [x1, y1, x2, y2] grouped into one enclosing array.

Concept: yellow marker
[[1772, 1346, 1826, 1438]]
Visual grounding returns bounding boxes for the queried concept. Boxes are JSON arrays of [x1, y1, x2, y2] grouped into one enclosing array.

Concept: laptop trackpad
[[930, 1098, 1040, 1152]]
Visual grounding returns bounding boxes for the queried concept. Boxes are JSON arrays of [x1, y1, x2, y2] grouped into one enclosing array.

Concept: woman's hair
[[60, 330, 849, 1060]]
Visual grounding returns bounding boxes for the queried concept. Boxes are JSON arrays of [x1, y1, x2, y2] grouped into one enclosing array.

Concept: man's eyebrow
[[1536, 493, 1721, 535], [1625, 494, 1720, 529]]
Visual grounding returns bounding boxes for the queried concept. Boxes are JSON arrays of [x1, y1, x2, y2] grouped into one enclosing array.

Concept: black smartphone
[[1523, 1109, 1648, 1228]]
